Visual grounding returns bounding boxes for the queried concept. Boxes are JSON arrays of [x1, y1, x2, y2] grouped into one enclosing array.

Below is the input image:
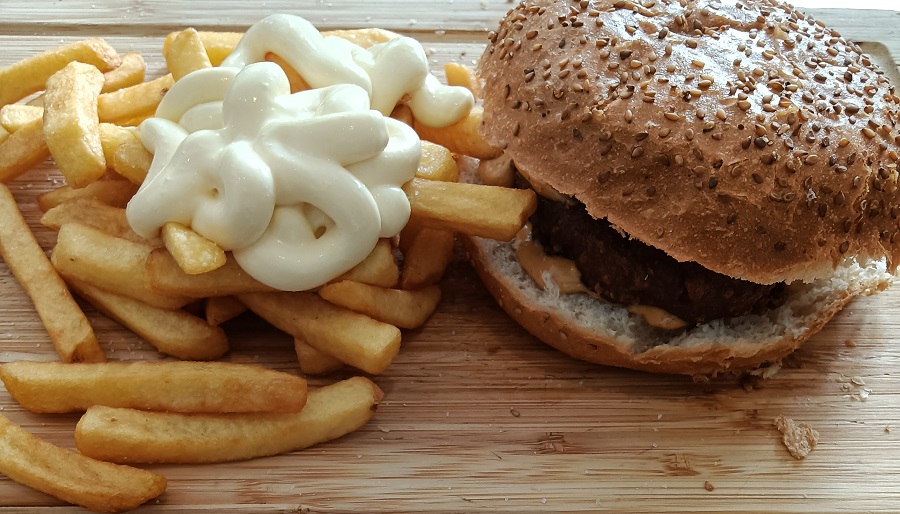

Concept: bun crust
[[462, 232, 891, 376], [478, 0, 900, 284]]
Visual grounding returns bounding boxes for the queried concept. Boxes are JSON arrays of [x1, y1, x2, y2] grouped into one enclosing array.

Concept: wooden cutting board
[[1, 2, 899, 512]]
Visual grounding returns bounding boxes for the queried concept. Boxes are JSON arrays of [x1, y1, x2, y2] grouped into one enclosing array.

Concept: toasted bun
[[478, 0, 900, 285], [463, 232, 891, 376]]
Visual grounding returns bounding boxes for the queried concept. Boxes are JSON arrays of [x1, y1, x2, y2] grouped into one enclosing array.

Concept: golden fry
[[416, 140, 458, 182], [146, 249, 276, 297], [404, 177, 537, 241], [99, 122, 138, 164], [0, 104, 42, 133], [444, 62, 481, 97], [0, 38, 121, 109], [101, 52, 146, 93], [0, 125, 8, 145], [265, 52, 310, 93], [37, 179, 138, 212], [205, 295, 247, 326], [146, 239, 397, 297], [68, 277, 228, 361], [0, 414, 166, 513], [0, 185, 103, 363], [161, 222, 227, 275], [390, 103, 413, 126], [0, 117, 49, 183], [294, 337, 344, 375], [51, 223, 193, 310], [40, 197, 154, 245], [111, 136, 152, 184], [319, 281, 441, 329], [399, 225, 455, 290], [97, 73, 174, 123], [75, 377, 383, 464], [164, 31, 243, 67], [239, 292, 401, 375], [413, 106, 502, 160], [43, 61, 107, 188], [0, 361, 306, 414], [165, 28, 213, 81]]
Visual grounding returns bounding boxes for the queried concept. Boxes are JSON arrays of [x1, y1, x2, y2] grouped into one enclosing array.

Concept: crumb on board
[[704, 481, 715, 492], [774, 415, 819, 459], [845, 338, 857, 347]]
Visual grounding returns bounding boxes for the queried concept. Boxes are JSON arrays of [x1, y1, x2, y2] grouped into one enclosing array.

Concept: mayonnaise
[[126, 14, 475, 291]]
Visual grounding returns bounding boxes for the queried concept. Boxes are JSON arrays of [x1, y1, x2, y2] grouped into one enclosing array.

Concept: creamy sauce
[[221, 14, 473, 128], [127, 14, 475, 291], [627, 305, 689, 331], [515, 224, 594, 296]]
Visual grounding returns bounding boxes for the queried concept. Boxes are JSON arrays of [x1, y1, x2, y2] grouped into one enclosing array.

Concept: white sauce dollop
[[126, 14, 474, 291]]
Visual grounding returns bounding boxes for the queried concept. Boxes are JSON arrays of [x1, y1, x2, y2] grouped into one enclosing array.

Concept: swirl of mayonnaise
[[126, 14, 475, 291]]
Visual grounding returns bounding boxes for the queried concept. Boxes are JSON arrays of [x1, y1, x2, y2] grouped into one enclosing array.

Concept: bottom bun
[[462, 234, 892, 376]]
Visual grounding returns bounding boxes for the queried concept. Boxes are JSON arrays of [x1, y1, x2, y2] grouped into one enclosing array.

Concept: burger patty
[[529, 194, 786, 325]]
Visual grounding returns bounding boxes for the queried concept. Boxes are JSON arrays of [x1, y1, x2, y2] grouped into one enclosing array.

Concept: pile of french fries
[[0, 27, 536, 512]]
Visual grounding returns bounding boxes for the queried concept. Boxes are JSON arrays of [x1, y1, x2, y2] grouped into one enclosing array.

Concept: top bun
[[478, 0, 900, 285]]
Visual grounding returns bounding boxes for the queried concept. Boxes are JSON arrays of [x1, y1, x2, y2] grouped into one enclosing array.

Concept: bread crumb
[[774, 415, 819, 459], [845, 338, 856, 347], [704, 481, 715, 492], [886, 426, 892, 434]]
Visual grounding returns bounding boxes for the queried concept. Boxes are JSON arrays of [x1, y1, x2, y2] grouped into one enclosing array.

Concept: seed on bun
[[467, 0, 899, 375]]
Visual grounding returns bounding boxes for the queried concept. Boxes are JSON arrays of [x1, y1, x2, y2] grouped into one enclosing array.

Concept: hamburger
[[466, 0, 900, 375]]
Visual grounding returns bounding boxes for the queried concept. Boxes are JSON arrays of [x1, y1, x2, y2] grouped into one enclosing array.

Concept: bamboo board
[[0, 2, 899, 513]]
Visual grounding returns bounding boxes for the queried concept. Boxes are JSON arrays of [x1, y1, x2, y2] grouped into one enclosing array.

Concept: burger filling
[[521, 176, 787, 326]]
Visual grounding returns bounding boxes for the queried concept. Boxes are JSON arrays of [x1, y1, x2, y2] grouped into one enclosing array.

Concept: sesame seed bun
[[478, 0, 900, 285]]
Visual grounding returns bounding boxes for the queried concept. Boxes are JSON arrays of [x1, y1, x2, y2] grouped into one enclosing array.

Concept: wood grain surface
[[1, 2, 899, 513]]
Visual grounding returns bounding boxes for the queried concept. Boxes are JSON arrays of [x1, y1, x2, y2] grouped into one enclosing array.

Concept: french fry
[[416, 140, 458, 182], [0, 414, 166, 513], [239, 292, 401, 375], [43, 61, 107, 188], [111, 136, 152, 184], [75, 377, 383, 464], [101, 52, 146, 93], [265, 52, 310, 93], [164, 28, 400, 67], [413, 106, 502, 160], [68, 277, 228, 361], [323, 28, 401, 47], [51, 223, 194, 310], [0, 185, 104, 363], [404, 177, 537, 241], [0, 38, 121, 109], [0, 117, 49, 183], [0, 104, 42, 132], [205, 295, 247, 326], [147, 248, 277, 297], [112, 111, 154, 128], [294, 337, 344, 375], [146, 238, 398, 297], [444, 62, 481, 97], [400, 143, 458, 288], [40, 197, 156, 245], [97, 73, 174, 124], [399, 225, 455, 289], [319, 281, 441, 329], [390, 103, 413, 126], [99, 123, 138, 164], [0, 361, 306, 414], [165, 28, 213, 81], [0, 125, 8, 145], [161, 222, 227, 275], [164, 31, 243, 67], [37, 179, 138, 212], [338, 239, 399, 288]]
